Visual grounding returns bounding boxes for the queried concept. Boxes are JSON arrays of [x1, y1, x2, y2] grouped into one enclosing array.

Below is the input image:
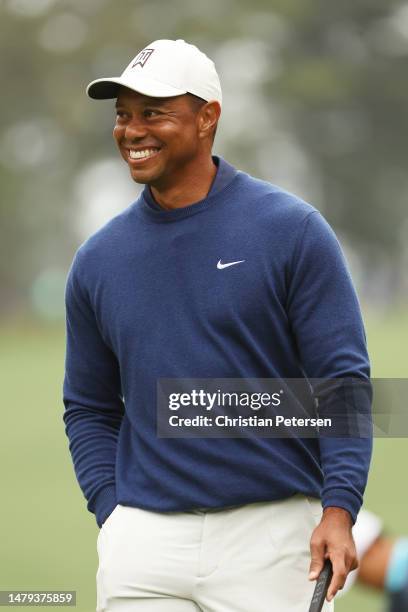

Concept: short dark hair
[[187, 93, 218, 143]]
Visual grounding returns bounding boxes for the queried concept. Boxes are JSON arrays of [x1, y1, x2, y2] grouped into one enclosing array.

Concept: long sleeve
[[287, 211, 373, 523], [63, 249, 124, 527]]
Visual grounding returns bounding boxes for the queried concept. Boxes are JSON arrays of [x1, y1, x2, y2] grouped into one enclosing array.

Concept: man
[[63, 39, 372, 611]]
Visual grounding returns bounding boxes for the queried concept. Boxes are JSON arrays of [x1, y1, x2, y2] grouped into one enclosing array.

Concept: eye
[[143, 109, 160, 118], [115, 110, 127, 120]]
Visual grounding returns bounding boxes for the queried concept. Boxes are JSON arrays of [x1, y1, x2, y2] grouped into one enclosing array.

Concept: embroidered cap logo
[[131, 48, 155, 69]]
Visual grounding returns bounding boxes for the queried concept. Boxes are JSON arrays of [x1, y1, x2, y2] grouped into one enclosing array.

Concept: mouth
[[125, 147, 162, 165]]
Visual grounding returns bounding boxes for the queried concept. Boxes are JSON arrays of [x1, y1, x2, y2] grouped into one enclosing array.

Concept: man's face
[[113, 87, 205, 186]]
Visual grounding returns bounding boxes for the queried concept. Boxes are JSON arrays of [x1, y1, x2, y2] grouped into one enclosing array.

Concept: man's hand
[[309, 506, 358, 602]]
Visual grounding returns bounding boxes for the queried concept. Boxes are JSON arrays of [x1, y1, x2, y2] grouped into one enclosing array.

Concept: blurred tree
[[0, 0, 407, 317]]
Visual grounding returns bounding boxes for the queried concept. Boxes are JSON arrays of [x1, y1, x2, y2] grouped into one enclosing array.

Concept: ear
[[198, 101, 221, 140]]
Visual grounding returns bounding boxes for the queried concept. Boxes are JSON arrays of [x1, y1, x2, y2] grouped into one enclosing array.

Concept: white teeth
[[129, 148, 159, 160]]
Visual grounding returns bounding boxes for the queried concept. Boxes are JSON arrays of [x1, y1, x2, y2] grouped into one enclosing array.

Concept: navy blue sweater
[[63, 156, 372, 528]]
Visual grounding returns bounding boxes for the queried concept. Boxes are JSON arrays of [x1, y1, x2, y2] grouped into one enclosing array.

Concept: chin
[[130, 174, 149, 185], [129, 168, 158, 185], [130, 164, 168, 187]]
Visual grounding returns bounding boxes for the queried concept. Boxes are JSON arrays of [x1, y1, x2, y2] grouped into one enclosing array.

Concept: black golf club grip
[[308, 559, 333, 612]]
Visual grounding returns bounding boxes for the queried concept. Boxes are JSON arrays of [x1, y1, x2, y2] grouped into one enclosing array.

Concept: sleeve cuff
[[322, 488, 362, 525], [92, 485, 117, 528]]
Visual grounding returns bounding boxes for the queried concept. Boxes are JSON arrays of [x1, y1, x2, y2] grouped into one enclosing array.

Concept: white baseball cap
[[86, 39, 222, 105]]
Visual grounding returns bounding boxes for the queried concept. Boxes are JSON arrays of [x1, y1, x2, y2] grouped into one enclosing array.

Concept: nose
[[123, 117, 148, 141]]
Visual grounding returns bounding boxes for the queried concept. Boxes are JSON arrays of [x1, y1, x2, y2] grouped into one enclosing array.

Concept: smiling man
[[63, 39, 372, 611], [113, 88, 219, 209]]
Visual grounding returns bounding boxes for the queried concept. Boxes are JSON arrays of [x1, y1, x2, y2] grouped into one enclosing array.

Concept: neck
[[149, 154, 217, 210]]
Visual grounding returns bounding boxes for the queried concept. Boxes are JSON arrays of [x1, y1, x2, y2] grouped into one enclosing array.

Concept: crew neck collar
[[138, 155, 239, 222]]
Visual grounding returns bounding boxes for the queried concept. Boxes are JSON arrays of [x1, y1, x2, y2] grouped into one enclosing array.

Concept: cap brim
[[86, 75, 187, 100]]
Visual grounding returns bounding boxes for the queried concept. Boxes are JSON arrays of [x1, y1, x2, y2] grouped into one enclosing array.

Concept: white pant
[[96, 494, 334, 611]]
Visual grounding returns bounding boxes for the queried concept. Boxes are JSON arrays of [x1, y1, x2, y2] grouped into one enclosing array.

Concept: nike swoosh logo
[[217, 259, 245, 270]]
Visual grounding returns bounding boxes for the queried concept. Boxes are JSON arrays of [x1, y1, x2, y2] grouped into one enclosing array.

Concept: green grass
[[0, 307, 407, 611], [337, 307, 408, 612], [0, 322, 98, 612]]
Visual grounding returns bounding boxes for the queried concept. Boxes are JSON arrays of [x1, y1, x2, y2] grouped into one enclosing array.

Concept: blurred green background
[[1, 0, 407, 610], [2, 314, 407, 611]]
